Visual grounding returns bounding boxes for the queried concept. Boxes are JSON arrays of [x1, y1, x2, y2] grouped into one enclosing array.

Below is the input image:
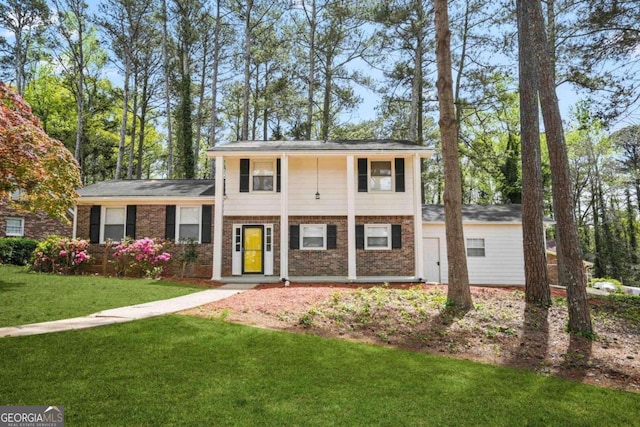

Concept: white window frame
[[176, 206, 202, 243], [369, 159, 394, 192], [300, 224, 327, 250], [6, 217, 24, 237], [365, 224, 391, 250], [101, 206, 126, 243], [466, 238, 486, 257], [251, 159, 276, 192]]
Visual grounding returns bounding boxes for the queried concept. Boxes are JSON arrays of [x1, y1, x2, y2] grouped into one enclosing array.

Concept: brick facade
[[288, 216, 348, 277], [1, 202, 72, 240], [76, 204, 214, 278], [356, 215, 415, 277], [222, 216, 281, 277]]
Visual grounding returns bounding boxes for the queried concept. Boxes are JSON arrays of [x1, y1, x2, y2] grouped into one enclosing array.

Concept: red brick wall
[[356, 215, 415, 277], [222, 216, 281, 277], [288, 216, 348, 277], [1, 202, 72, 240], [76, 204, 214, 278]]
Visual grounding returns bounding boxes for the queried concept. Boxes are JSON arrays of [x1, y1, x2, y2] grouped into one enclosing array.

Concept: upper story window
[[177, 206, 201, 242], [252, 160, 274, 191], [103, 207, 126, 241], [370, 160, 393, 191], [466, 238, 486, 257], [301, 224, 326, 250], [6, 218, 24, 236]]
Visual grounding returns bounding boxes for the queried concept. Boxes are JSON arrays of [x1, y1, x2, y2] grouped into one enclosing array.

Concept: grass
[[0, 316, 638, 426], [0, 265, 202, 327]]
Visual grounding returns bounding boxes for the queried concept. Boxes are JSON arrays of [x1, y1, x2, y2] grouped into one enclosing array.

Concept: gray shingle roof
[[77, 180, 215, 198], [423, 204, 523, 223], [208, 139, 433, 152]]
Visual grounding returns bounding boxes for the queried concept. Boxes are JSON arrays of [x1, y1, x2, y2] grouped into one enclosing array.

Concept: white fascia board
[[76, 197, 215, 205]]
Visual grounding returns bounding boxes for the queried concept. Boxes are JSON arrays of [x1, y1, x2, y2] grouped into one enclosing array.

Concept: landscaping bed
[[183, 283, 640, 394]]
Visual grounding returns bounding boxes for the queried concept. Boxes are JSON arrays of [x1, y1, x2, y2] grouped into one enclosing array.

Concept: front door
[[243, 226, 264, 274]]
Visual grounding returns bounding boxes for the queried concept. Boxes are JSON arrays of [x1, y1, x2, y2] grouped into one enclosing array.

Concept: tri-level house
[[74, 139, 528, 284]]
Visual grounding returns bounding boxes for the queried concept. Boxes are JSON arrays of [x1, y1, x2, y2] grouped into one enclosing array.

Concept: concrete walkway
[[0, 283, 257, 338]]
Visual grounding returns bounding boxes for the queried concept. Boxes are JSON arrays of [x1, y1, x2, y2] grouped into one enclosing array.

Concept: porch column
[[280, 153, 289, 279], [413, 153, 424, 280], [212, 155, 224, 280], [346, 155, 357, 279]]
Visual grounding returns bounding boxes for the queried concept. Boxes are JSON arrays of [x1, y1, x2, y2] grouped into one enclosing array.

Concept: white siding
[[224, 158, 281, 216], [288, 157, 348, 215], [422, 223, 525, 285], [355, 156, 414, 216]]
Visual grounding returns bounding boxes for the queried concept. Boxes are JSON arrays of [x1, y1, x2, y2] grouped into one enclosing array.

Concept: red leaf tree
[[0, 81, 81, 220]]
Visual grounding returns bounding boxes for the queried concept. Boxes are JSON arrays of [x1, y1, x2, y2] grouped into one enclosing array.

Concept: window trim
[[364, 224, 391, 250], [368, 159, 394, 192], [101, 206, 126, 243], [176, 205, 202, 243], [251, 159, 276, 192], [300, 224, 327, 250], [466, 238, 486, 257], [6, 217, 24, 237]]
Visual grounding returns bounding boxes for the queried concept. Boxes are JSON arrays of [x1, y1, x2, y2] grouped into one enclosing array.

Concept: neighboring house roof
[[208, 139, 434, 154], [423, 204, 524, 223], [77, 180, 215, 198]]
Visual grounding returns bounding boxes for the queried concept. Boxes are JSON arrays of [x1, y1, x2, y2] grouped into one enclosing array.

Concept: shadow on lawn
[[0, 280, 26, 293]]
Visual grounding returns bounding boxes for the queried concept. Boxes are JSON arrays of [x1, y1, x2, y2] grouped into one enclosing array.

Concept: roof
[[208, 139, 433, 153], [77, 180, 215, 198], [423, 204, 523, 223]]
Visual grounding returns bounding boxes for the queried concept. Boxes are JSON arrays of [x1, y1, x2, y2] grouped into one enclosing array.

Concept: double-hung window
[[370, 160, 393, 191], [103, 207, 125, 241], [466, 238, 486, 257], [252, 160, 274, 191], [6, 218, 24, 236], [177, 206, 201, 242], [300, 224, 326, 250], [365, 224, 391, 250]]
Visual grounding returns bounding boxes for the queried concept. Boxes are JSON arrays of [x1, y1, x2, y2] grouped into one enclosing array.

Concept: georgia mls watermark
[[0, 406, 64, 427]]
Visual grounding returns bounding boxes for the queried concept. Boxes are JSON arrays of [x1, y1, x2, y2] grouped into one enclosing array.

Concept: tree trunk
[[305, 0, 317, 140], [241, 0, 253, 141], [321, 64, 331, 141], [127, 72, 138, 180], [136, 73, 148, 180], [115, 58, 130, 180], [529, 0, 592, 335], [161, 0, 174, 178], [517, 0, 551, 305], [434, 0, 472, 310], [208, 0, 222, 178]]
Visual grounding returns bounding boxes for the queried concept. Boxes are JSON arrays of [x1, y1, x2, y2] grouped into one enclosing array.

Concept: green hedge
[[0, 237, 38, 266]]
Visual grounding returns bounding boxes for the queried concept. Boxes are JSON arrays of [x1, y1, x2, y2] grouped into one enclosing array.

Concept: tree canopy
[[0, 81, 81, 220]]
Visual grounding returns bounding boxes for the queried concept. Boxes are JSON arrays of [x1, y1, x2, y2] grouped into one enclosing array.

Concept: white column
[[346, 155, 357, 279], [413, 153, 424, 280], [212, 156, 225, 280], [280, 153, 289, 279]]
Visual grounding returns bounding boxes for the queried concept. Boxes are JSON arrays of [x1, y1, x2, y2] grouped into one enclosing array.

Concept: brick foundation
[[356, 215, 415, 277], [288, 216, 348, 277]]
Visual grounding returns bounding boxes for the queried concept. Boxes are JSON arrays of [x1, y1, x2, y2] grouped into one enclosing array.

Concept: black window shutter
[[355, 225, 365, 249], [289, 225, 300, 249], [327, 225, 337, 249], [391, 224, 402, 249], [125, 205, 137, 239], [239, 159, 250, 192], [276, 158, 281, 192], [395, 158, 405, 192], [357, 158, 368, 192], [165, 205, 176, 240], [89, 205, 101, 243], [201, 205, 213, 243]]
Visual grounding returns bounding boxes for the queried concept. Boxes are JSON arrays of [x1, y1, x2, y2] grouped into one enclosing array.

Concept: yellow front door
[[243, 226, 263, 273]]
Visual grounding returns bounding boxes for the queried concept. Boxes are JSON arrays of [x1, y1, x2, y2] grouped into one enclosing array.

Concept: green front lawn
[[0, 316, 638, 426], [0, 265, 202, 327]]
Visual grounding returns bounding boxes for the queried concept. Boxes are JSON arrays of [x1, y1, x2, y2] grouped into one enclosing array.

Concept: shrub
[[111, 237, 172, 279], [589, 277, 624, 293], [0, 237, 38, 265], [32, 235, 91, 274]]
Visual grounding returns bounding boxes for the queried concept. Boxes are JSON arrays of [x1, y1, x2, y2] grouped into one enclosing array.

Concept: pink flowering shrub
[[111, 237, 172, 278], [32, 235, 92, 274]]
